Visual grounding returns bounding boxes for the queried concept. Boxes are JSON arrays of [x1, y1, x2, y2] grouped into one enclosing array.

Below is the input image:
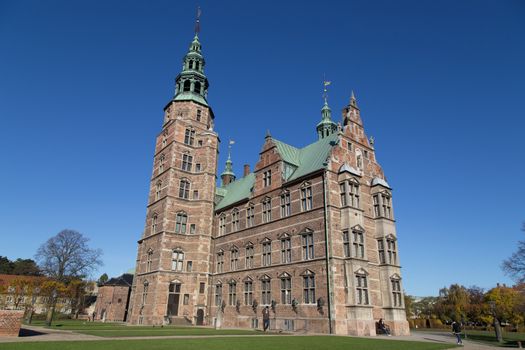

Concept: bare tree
[[35, 229, 102, 325], [502, 223, 525, 283], [35, 229, 102, 282]]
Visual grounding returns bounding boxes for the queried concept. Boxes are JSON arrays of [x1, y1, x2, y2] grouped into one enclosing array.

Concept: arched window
[[179, 179, 190, 199], [155, 181, 162, 200], [151, 214, 158, 234], [188, 60, 194, 69], [195, 61, 200, 70], [194, 81, 201, 94], [183, 80, 191, 92], [175, 212, 188, 234], [172, 250, 184, 271]]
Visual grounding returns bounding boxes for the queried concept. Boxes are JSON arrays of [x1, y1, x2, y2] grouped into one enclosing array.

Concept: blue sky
[[0, 0, 524, 296]]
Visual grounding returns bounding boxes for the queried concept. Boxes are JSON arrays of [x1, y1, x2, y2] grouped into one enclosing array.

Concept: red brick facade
[[128, 34, 409, 336], [0, 310, 24, 337]]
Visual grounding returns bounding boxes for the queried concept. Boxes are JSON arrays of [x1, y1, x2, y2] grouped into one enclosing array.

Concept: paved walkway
[[0, 326, 502, 349]]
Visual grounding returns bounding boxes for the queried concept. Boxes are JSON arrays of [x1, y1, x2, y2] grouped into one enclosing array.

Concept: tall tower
[[128, 23, 219, 325]]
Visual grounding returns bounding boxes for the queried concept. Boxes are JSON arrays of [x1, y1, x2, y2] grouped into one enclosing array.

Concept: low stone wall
[[0, 310, 25, 337]]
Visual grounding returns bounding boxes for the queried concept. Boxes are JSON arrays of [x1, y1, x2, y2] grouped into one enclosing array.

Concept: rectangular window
[[193, 190, 199, 200], [182, 154, 193, 171], [280, 277, 292, 304], [230, 249, 239, 271], [261, 279, 271, 305], [262, 199, 272, 223], [175, 213, 187, 234], [245, 245, 254, 269], [280, 192, 291, 217], [343, 230, 350, 258], [352, 230, 365, 259], [232, 210, 240, 231], [373, 195, 380, 217], [302, 233, 314, 260], [262, 241, 272, 266], [219, 215, 226, 236], [190, 224, 196, 234], [244, 281, 253, 305], [216, 252, 224, 273], [301, 185, 313, 211], [349, 181, 360, 208], [303, 275, 315, 304], [215, 284, 222, 306], [183, 294, 189, 305], [184, 129, 195, 146], [382, 194, 392, 219], [340, 182, 347, 206], [387, 238, 397, 264], [186, 261, 193, 272], [228, 282, 237, 306], [347, 141, 352, 151], [356, 275, 369, 305], [251, 318, 259, 329], [283, 319, 294, 331], [179, 180, 190, 199], [146, 250, 153, 272], [199, 282, 205, 294], [263, 170, 272, 187], [281, 237, 291, 263], [246, 206, 255, 227], [172, 251, 184, 271], [195, 163, 201, 172], [392, 279, 402, 307], [196, 109, 202, 122], [378, 239, 386, 264]]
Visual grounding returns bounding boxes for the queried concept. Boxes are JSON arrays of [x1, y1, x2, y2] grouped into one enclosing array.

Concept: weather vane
[[194, 6, 201, 34], [323, 74, 331, 104], [228, 139, 235, 159]]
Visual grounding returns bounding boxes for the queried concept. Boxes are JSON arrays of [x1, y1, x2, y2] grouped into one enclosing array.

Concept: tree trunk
[[494, 318, 503, 343], [45, 299, 56, 327]]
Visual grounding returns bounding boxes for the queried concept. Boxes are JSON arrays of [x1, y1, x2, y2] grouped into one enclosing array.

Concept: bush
[[429, 319, 444, 329]]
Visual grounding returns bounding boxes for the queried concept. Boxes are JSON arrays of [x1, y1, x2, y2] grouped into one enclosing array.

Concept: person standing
[[452, 321, 463, 345], [262, 306, 270, 332]]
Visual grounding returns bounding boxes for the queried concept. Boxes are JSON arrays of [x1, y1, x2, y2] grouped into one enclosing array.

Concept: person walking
[[452, 321, 463, 345], [262, 306, 270, 332]]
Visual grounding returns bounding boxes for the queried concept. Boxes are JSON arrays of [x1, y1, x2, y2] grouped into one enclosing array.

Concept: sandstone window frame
[[300, 182, 313, 211], [146, 248, 153, 272], [182, 153, 193, 172], [175, 212, 188, 234], [260, 275, 271, 305], [343, 230, 351, 258], [261, 238, 272, 267], [279, 272, 292, 305], [246, 203, 255, 228], [215, 281, 222, 306], [230, 245, 239, 271], [387, 235, 397, 264], [382, 192, 392, 219], [280, 233, 292, 264], [151, 213, 158, 234], [280, 190, 291, 218], [263, 169, 272, 187], [245, 242, 254, 269], [228, 280, 237, 306], [141, 281, 149, 306], [350, 225, 366, 260], [159, 154, 165, 173], [179, 178, 191, 199], [218, 213, 226, 236], [301, 230, 314, 260], [262, 197, 272, 223], [301, 270, 316, 304], [171, 249, 185, 272], [155, 181, 162, 201], [231, 208, 240, 231], [243, 277, 253, 305], [184, 128, 195, 146], [355, 269, 369, 305], [216, 250, 224, 273], [391, 274, 403, 307]]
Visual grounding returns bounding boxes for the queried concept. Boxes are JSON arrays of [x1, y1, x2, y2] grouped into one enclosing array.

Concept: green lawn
[[25, 320, 260, 337], [414, 328, 525, 348], [1, 336, 458, 350]]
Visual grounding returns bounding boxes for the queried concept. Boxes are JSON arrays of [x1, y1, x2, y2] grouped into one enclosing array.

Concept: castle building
[[128, 24, 409, 336]]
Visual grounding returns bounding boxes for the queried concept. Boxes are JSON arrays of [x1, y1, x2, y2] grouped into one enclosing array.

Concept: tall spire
[[316, 78, 338, 139], [173, 8, 209, 106], [221, 140, 236, 186]]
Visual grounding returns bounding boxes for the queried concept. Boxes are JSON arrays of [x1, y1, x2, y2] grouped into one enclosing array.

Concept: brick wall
[[0, 310, 24, 337]]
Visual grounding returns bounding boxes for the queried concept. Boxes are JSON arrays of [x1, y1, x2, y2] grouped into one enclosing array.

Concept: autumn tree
[[435, 284, 469, 322], [35, 229, 102, 325]]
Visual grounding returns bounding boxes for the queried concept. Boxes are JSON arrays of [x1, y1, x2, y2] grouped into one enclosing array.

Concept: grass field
[[1, 336, 458, 350], [25, 320, 260, 337], [414, 328, 525, 348]]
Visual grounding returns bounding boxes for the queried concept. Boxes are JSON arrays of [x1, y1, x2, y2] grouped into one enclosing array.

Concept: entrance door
[[196, 309, 204, 325], [167, 283, 181, 316]]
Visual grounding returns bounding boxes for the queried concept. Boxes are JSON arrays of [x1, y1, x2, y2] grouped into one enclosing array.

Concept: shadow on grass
[[464, 334, 519, 348]]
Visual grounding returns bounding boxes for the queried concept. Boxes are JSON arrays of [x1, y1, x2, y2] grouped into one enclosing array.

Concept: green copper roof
[[214, 133, 339, 211], [215, 173, 255, 210], [173, 91, 209, 106]]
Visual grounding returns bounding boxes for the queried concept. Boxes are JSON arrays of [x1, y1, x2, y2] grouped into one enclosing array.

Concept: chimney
[[243, 164, 250, 177]]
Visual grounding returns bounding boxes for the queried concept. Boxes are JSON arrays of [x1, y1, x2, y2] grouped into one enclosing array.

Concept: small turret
[[220, 141, 236, 186], [316, 80, 338, 139]]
